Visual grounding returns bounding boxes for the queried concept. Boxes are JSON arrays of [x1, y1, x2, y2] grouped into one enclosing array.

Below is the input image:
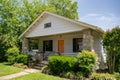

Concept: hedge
[[48, 56, 77, 75], [47, 50, 98, 78]]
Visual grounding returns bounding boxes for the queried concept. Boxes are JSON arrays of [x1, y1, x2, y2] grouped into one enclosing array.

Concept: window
[[29, 39, 38, 51], [44, 22, 51, 28], [73, 38, 83, 52], [43, 40, 53, 51]]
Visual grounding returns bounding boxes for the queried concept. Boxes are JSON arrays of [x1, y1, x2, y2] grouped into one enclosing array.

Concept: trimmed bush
[[6, 47, 20, 64], [47, 50, 98, 78], [16, 54, 32, 65], [48, 56, 77, 75], [76, 50, 98, 77]]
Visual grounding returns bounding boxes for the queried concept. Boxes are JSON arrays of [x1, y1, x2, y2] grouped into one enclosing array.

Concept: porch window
[[44, 22, 51, 28], [29, 39, 38, 51], [73, 38, 83, 52], [43, 40, 53, 51]]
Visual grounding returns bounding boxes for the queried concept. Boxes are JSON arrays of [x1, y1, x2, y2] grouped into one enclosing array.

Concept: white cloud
[[86, 13, 102, 17], [80, 13, 120, 31]]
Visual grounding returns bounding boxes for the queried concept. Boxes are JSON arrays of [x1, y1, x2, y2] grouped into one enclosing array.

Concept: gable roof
[[19, 11, 104, 39]]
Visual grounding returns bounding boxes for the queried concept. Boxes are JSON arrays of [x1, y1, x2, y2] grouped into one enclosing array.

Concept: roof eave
[[19, 11, 104, 39]]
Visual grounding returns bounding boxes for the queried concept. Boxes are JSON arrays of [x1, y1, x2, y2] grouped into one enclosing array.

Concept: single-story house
[[19, 11, 105, 69]]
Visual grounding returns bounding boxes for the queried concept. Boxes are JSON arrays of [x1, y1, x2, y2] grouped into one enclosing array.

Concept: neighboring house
[[19, 11, 105, 69]]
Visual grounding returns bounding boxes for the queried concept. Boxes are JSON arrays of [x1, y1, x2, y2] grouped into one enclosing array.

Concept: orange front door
[[58, 40, 64, 53]]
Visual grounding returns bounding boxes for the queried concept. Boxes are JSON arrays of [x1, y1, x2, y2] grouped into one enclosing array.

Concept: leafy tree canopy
[[0, 0, 78, 46], [0, 0, 78, 61], [103, 26, 120, 73]]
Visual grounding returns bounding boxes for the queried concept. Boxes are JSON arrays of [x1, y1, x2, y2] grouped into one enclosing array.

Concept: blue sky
[[77, 0, 120, 31]]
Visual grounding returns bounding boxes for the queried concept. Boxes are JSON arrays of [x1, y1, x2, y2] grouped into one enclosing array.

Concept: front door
[[58, 40, 64, 53]]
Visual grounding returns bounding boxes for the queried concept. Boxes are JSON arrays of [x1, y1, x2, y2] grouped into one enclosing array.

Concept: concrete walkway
[[0, 68, 40, 80]]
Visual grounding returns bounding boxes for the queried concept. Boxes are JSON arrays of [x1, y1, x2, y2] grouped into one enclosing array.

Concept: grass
[[0, 62, 23, 76], [11, 72, 67, 80]]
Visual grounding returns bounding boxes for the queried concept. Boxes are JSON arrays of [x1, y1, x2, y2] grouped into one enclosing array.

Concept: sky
[[77, 0, 120, 31]]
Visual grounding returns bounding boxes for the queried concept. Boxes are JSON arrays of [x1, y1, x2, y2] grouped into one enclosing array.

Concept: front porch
[[22, 29, 95, 61]]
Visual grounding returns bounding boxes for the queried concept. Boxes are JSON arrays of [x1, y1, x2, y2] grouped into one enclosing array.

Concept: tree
[[103, 26, 120, 73], [47, 0, 78, 20], [0, 0, 78, 61]]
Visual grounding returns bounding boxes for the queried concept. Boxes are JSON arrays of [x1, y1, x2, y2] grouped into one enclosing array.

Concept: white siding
[[92, 31, 106, 69], [38, 32, 83, 55], [26, 15, 86, 38], [92, 31, 102, 55]]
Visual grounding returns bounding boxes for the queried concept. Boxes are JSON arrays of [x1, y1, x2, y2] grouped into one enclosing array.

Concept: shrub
[[76, 50, 98, 77], [16, 54, 32, 65], [48, 56, 77, 75], [47, 50, 98, 78], [6, 47, 20, 64], [41, 66, 51, 74], [114, 72, 120, 80], [64, 71, 84, 79], [0, 44, 7, 62], [13, 63, 28, 69], [92, 73, 115, 80]]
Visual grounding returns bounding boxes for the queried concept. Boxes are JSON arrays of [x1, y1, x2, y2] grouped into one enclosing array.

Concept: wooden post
[[82, 29, 94, 52], [22, 38, 29, 53]]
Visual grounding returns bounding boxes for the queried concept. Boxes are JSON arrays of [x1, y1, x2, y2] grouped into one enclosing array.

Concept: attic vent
[[44, 22, 51, 28]]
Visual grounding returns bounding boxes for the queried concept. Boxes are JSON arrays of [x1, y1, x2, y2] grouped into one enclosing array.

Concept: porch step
[[41, 61, 48, 65], [33, 66, 41, 70], [29, 61, 48, 70]]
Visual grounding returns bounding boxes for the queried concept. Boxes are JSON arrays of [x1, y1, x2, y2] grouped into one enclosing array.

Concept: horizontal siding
[[27, 15, 86, 37]]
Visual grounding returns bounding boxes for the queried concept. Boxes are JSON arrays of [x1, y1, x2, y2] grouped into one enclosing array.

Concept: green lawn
[[0, 62, 23, 76], [11, 72, 67, 80]]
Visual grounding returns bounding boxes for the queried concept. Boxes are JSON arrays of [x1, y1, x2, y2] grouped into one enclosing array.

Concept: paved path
[[0, 68, 40, 80]]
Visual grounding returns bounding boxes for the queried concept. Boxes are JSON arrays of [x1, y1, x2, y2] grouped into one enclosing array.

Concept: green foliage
[[103, 27, 120, 73], [6, 47, 20, 64], [48, 56, 77, 75], [29, 40, 38, 50], [92, 73, 116, 80], [47, 0, 78, 20], [16, 54, 32, 65], [48, 50, 97, 78], [0, 43, 8, 62], [41, 66, 51, 74], [76, 50, 98, 77], [5, 46, 31, 65], [114, 72, 120, 80], [0, 62, 23, 76], [13, 63, 28, 69], [0, 0, 78, 62]]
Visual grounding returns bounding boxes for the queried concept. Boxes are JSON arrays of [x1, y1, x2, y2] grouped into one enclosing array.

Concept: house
[[19, 11, 105, 68]]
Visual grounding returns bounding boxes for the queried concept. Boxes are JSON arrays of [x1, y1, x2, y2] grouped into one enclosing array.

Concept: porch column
[[22, 38, 29, 53], [82, 29, 94, 52]]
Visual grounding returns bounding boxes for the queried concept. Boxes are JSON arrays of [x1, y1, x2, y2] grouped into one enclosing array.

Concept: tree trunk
[[108, 50, 115, 73]]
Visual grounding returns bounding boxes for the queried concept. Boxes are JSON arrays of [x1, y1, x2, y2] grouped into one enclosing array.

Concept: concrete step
[[35, 63, 42, 66], [41, 61, 48, 65], [29, 61, 48, 69], [33, 66, 41, 70]]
